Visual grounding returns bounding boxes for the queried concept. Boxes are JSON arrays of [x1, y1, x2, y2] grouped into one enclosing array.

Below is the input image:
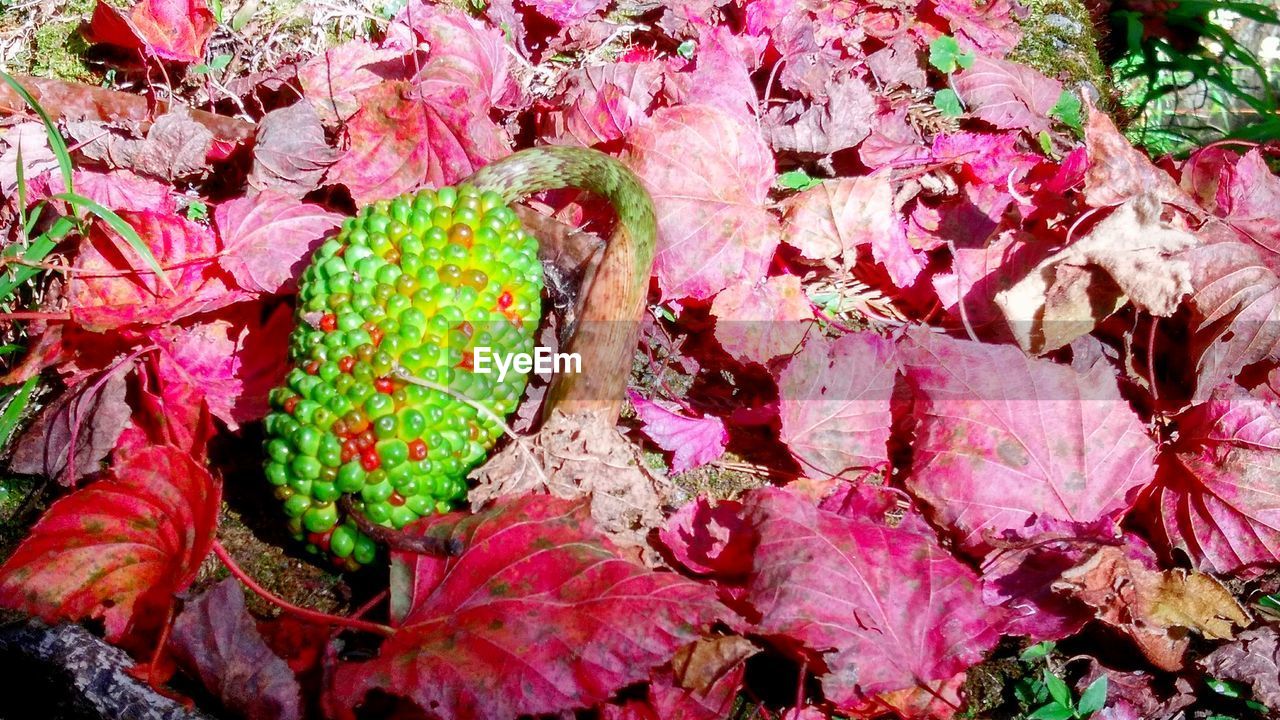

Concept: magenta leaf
[[330, 495, 724, 719], [538, 61, 665, 147], [952, 56, 1063, 134], [215, 191, 343, 294], [169, 579, 303, 720], [626, 104, 780, 300], [710, 275, 814, 365], [627, 390, 728, 473], [776, 332, 898, 478], [1140, 387, 1280, 574], [740, 487, 1004, 708], [900, 330, 1156, 554], [86, 0, 216, 63]]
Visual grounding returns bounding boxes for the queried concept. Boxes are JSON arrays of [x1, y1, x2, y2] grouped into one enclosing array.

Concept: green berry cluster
[[263, 184, 543, 568]]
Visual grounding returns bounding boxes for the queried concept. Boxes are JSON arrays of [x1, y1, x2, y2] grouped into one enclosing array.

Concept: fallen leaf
[[72, 169, 178, 214], [0, 123, 56, 198], [995, 194, 1198, 353], [776, 332, 897, 479], [248, 102, 342, 197], [297, 41, 412, 126], [740, 487, 1004, 708], [66, 110, 215, 182], [1208, 149, 1280, 256], [657, 498, 753, 578], [1141, 386, 1280, 574], [901, 329, 1156, 555], [396, 0, 521, 110], [763, 74, 877, 156], [0, 445, 220, 643], [709, 275, 814, 364], [469, 411, 670, 553], [628, 390, 727, 473], [1200, 627, 1280, 710], [326, 80, 508, 204], [626, 104, 779, 300], [1083, 104, 1188, 208], [215, 191, 343, 294], [85, 0, 217, 63], [8, 367, 131, 485], [781, 174, 925, 287], [952, 56, 1063, 134], [169, 580, 303, 720], [68, 209, 248, 331], [330, 495, 723, 719], [538, 61, 665, 147]]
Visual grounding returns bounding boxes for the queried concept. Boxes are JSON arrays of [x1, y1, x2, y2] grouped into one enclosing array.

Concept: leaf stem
[[210, 539, 395, 636]]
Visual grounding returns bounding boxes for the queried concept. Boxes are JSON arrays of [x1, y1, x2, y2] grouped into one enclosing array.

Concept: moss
[[28, 21, 96, 83], [1011, 0, 1111, 95]]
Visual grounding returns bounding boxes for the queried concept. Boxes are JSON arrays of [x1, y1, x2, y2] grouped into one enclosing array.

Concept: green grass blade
[[0, 376, 38, 451], [0, 215, 75, 303], [53, 192, 175, 294], [0, 70, 72, 195]]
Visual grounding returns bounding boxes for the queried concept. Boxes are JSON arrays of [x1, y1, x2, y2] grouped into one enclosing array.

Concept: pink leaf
[[740, 487, 1004, 707], [330, 495, 724, 719], [326, 81, 509, 204], [8, 367, 131, 485], [1210, 149, 1280, 257], [522, 0, 607, 24], [900, 330, 1157, 554], [776, 332, 897, 478], [538, 61, 666, 147], [952, 56, 1062, 134], [396, 1, 521, 110], [215, 191, 343, 294], [147, 303, 292, 429], [72, 169, 178, 214], [658, 498, 753, 578], [781, 175, 924, 287], [0, 445, 220, 643], [934, 0, 1022, 56], [68, 210, 248, 331], [1141, 387, 1280, 574], [169, 580, 303, 720], [626, 104, 780, 300], [627, 390, 728, 473], [709, 275, 814, 364], [298, 41, 411, 126], [86, 0, 216, 63]]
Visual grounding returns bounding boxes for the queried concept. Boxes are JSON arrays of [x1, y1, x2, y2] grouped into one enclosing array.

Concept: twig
[[211, 539, 395, 636]]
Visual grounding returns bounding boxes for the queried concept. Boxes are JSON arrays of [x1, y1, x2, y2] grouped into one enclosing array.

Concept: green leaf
[[934, 88, 963, 117], [207, 0, 223, 22], [1049, 90, 1084, 132], [1259, 592, 1280, 612], [677, 39, 696, 59], [0, 215, 74, 303], [1044, 669, 1072, 707], [1020, 641, 1056, 661], [0, 70, 72, 195], [1029, 702, 1076, 720], [928, 36, 974, 73], [53, 192, 176, 294], [0, 376, 38, 452], [183, 199, 209, 222], [777, 170, 823, 191], [1077, 676, 1108, 716], [1208, 678, 1246, 698], [1038, 131, 1054, 156]]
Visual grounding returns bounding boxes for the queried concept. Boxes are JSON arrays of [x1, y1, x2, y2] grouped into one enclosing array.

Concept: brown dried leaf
[[66, 110, 214, 182], [468, 411, 671, 559], [248, 102, 341, 197], [995, 194, 1198, 353], [1200, 627, 1280, 710]]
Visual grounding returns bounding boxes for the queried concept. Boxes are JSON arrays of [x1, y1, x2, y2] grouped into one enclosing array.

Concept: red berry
[[319, 313, 338, 332], [408, 439, 428, 461], [357, 429, 377, 450], [369, 327, 385, 346], [338, 356, 356, 373], [307, 530, 333, 551], [497, 290, 513, 309], [360, 448, 381, 471], [374, 377, 395, 394], [304, 361, 320, 375], [283, 396, 300, 414], [389, 492, 406, 507], [341, 439, 359, 462], [456, 321, 473, 338]]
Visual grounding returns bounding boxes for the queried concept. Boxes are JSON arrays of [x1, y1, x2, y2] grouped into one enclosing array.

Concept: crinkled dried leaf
[[8, 368, 130, 485], [66, 110, 215, 182], [709, 275, 814, 364], [952, 56, 1062, 134], [1201, 627, 1280, 710], [996, 194, 1197, 353], [248, 102, 342, 197]]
